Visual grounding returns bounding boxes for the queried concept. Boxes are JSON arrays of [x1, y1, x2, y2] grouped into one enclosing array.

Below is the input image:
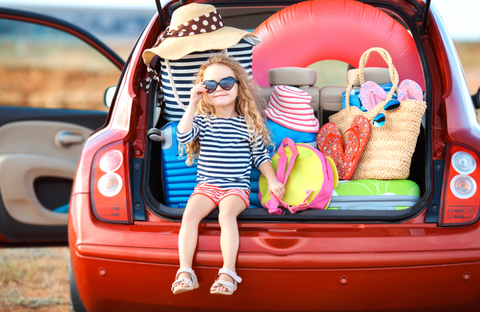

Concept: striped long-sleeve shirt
[[160, 39, 253, 121], [161, 41, 255, 121], [177, 115, 271, 190]]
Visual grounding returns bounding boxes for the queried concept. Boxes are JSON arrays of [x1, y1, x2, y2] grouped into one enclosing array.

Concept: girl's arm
[[258, 161, 285, 201], [177, 83, 206, 134], [251, 133, 285, 200]]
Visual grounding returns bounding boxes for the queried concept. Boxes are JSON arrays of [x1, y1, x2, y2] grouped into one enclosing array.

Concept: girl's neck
[[214, 106, 238, 118]]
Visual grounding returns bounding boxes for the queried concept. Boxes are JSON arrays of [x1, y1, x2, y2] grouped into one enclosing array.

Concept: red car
[[1, 0, 480, 311]]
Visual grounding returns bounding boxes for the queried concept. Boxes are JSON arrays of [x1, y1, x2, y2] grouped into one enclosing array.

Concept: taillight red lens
[[91, 141, 132, 224], [440, 144, 480, 226]]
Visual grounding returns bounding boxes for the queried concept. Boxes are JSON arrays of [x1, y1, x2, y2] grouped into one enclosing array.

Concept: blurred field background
[[456, 42, 480, 93], [0, 248, 69, 311]]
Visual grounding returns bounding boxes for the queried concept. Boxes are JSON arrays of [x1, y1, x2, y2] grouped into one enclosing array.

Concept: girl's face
[[202, 64, 238, 112]]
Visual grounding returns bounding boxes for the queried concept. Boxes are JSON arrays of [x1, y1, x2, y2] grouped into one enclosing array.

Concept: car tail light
[[440, 144, 480, 226], [91, 141, 132, 224]]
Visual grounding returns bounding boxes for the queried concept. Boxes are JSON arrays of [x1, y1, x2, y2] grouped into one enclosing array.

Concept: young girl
[[171, 54, 285, 295]]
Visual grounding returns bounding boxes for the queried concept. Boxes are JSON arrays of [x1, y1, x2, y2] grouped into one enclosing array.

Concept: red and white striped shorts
[[190, 183, 250, 208]]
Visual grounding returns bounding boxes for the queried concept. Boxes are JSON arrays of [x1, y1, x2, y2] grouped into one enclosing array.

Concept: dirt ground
[[0, 248, 70, 312], [2, 305, 68, 312]]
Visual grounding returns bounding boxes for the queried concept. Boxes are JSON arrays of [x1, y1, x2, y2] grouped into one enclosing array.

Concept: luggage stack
[[161, 122, 420, 210], [328, 179, 420, 210]]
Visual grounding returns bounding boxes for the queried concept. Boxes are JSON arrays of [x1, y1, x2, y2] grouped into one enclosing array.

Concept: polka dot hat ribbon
[[142, 3, 259, 62], [154, 10, 225, 47]]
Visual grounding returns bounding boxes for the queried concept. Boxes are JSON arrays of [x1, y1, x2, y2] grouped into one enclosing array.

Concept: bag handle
[[264, 137, 299, 215], [344, 47, 400, 119], [165, 59, 187, 111], [275, 137, 299, 185]]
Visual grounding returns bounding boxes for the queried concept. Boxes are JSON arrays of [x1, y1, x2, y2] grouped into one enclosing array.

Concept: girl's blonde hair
[[184, 53, 270, 166]]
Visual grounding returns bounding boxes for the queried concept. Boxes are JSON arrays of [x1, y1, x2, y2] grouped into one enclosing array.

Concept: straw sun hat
[[142, 3, 260, 63]]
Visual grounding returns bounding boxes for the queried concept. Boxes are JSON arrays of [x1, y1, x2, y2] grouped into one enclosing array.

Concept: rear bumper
[[71, 251, 480, 312], [69, 193, 480, 311]]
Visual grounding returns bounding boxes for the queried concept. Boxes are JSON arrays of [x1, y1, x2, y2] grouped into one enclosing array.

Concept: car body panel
[[72, 259, 480, 311], [71, 248, 480, 311]]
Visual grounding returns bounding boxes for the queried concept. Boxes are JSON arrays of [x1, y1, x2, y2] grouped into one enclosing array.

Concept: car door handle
[[57, 131, 84, 147]]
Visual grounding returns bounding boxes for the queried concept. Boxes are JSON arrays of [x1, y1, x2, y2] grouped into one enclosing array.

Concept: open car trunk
[[143, 118, 428, 222], [141, 0, 432, 223]]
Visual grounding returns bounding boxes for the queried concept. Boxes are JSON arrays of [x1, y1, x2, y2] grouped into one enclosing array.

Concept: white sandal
[[171, 267, 199, 294], [210, 268, 242, 295]]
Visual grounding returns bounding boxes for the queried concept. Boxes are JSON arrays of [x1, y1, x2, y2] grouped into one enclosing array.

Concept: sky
[[0, 0, 478, 41], [0, 0, 156, 9]]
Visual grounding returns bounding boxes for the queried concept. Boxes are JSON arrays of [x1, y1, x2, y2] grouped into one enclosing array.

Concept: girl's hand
[[258, 161, 285, 201], [268, 179, 285, 201], [189, 83, 207, 107]]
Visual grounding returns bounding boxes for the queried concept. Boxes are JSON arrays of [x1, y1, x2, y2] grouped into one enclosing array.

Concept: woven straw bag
[[329, 47, 427, 180]]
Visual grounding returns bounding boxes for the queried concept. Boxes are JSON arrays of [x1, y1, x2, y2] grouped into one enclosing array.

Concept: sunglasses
[[203, 76, 238, 93]]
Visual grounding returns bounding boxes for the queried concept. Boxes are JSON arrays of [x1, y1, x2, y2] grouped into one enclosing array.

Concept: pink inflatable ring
[[252, 0, 424, 89]]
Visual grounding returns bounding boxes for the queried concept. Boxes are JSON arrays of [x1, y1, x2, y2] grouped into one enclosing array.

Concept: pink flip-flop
[[359, 81, 388, 111], [398, 79, 423, 101]]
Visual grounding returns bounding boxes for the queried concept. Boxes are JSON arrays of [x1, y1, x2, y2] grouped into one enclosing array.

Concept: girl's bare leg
[[174, 194, 216, 291], [212, 195, 246, 293]]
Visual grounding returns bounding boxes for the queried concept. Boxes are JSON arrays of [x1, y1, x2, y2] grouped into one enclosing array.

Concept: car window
[[0, 18, 121, 111], [308, 60, 349, 88]]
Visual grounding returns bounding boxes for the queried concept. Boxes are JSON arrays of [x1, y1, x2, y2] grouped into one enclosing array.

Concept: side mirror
[[472, 87, 480, 109], [104, 86, 117, 108]]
